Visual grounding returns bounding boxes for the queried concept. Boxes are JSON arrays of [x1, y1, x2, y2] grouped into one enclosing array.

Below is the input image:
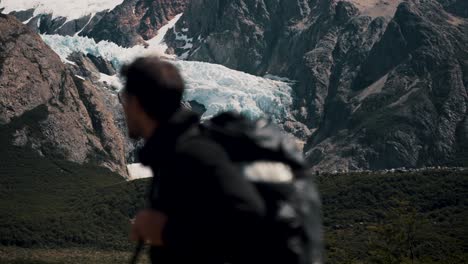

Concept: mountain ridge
[[0, 0, 190, 47], [1, 0, 466, 171], [165, 0, 468, 170]]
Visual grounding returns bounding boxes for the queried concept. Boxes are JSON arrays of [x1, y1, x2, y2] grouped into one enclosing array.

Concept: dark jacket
[[139, 109, 266, 264]]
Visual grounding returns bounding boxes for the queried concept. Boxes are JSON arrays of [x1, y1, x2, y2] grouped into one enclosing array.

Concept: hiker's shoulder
[[174, 134, 228, 163]]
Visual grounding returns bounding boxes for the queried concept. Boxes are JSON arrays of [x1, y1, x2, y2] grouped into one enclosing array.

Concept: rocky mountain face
[[438, 0, 468, 18], [2, 0, 190, 47], [65, 52, 141, 164], [167, 0, 468, 170], [0, 14, 128, 176], [85, 0, 189, 47]]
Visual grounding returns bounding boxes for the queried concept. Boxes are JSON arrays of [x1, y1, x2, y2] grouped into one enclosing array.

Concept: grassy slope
[[0, 247, 150, 264], [319, 170, 468, 263], [0, 106, 147, 250]]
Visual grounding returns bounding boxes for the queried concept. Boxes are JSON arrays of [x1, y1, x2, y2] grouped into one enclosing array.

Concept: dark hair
[[120, 56, 185, 121]]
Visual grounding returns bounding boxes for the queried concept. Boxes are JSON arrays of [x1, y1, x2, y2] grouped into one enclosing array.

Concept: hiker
[[120, 56, 323, 264]]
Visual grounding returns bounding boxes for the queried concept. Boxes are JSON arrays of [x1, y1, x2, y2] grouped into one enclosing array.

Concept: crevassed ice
[[42, 34, 151, 69], [172, 60, 292, 121], [41, 34, 293, 122]]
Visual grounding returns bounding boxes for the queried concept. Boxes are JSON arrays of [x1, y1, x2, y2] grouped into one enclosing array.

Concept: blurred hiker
[[120, 56, 323, 264]]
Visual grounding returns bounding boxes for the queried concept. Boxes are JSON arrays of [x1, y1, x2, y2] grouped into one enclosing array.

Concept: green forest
[[1, 119, 467, 263]]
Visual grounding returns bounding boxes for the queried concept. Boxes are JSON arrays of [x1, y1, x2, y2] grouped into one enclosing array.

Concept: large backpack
[[200, 112, 323, 264]]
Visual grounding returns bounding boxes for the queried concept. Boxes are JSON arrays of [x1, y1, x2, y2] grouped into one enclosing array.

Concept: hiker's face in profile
[[119, 89, 142, 139]]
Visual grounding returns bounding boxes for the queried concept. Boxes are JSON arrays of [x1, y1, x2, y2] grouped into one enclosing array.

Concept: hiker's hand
[[130, 209, 168, 246]]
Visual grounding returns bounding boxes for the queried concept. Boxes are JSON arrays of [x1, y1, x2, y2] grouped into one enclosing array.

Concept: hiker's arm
[[130, 209, 168, 246]]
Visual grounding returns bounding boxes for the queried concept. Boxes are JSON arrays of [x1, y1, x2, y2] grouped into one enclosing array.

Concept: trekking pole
[[129, 240, 144, 264]]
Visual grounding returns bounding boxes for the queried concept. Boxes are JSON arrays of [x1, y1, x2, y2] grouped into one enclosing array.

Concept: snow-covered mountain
[[40, 15, 296, 124], [1, 0, 466, 174], [0, 0, 124, 20], [1, 2, 305, 179], [0, 0, 189, 47], [0, 0, 302, 132]]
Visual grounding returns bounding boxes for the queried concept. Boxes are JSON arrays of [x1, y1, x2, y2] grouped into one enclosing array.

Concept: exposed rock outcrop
[[166, 0, 468, 170], [84, 0, 189, 47], [0, 14, 128, 176]]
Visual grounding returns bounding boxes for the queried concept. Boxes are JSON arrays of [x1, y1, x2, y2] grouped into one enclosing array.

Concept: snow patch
[[75, 14, 94, 36], [23, 16, 34, 25], [388, 87, 420, 108], [172, 26, 194, 59], [179, 51, 191, 60], [388, 79, 421, 108], [0, 0, 124, 21], [75, 75, 85, 80], [127, 163, 153, 180], [146, 13, 183, 54], [99, 73, 122, 90], [356, 74, 388, 102]]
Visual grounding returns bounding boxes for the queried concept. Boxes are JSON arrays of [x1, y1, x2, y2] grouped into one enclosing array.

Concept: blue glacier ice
[[41, 34, 293, 122]]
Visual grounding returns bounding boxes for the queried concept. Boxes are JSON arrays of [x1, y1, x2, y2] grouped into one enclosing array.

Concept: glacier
[[40, 12, 294, 181], [172, 60, 293, 121], [41, 35, 294, 122]]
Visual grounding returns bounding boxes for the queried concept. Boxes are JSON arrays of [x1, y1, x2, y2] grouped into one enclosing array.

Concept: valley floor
[[0, 247, 150, 264]]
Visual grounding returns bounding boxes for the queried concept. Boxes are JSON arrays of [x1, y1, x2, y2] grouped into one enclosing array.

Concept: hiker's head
[[119, 56, 185, 139]]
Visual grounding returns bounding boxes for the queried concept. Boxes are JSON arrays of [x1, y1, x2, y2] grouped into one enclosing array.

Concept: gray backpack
[[201, 112, 323, 264]]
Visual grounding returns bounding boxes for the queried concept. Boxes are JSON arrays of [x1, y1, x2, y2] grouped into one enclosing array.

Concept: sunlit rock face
[[0, 14, 128, 177]]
